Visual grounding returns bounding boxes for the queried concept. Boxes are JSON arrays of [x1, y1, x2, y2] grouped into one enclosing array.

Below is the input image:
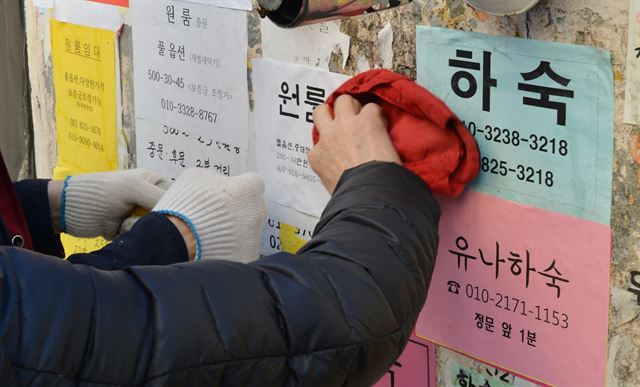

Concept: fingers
[[133, 182, 166, 209], [308, 146, 320, 174], [134, 168, 172, 189], [156, 178, 172, 190], [333, 94, 362, 118], [119, 216, 141, 234], [361, 103, 388, 133], [225, 173, 266, 197], [313, 104, 334, 134], [360, 102, 384, 118], [235, 172, 265, 195], [314, 95, 365, 139]]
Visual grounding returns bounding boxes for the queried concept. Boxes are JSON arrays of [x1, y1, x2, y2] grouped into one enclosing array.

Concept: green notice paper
[[417, 26, 614, 224]]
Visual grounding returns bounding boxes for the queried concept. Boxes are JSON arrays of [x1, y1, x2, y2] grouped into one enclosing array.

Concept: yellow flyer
[[51, 20, 118, 255], [51, 19, 117, 176], [60, 234, 109, 256], [279, 223, 308, 254]]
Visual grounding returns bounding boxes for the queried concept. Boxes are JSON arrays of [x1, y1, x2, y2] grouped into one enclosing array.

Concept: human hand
[[152, 168, 266, 263], [310, 94, 401, 193], [57, 169, 170, 240]]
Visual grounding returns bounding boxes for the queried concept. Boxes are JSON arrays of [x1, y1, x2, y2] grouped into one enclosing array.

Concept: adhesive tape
[[465, 0, 540, 16]]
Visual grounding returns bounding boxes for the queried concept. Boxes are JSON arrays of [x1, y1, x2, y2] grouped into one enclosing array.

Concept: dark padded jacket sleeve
[[0, 162, 440, 387], [14, 178, 188, 268], [13, 179, 64, 257], [67, 212, 189, 270]]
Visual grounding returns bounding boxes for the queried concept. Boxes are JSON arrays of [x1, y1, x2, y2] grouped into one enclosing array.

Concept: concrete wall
[[1, 0, 32, 180], [24, 0, 639, 384]]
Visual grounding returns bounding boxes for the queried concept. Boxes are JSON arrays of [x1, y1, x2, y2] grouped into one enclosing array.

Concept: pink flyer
[[416, 191, 610, 386], [374, 335, 436, 387]]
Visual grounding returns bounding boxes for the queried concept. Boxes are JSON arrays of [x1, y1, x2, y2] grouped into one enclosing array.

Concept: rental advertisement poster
[[415, 26, 614, 386]]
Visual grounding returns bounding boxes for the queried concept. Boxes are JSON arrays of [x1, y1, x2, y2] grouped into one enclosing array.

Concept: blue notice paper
[[417, 26, 614, 224]]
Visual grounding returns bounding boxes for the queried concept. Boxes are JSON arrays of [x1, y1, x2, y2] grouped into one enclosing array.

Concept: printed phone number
[[276, 164, 319, 183], [481, 157, 554, 187], [160, 98, 217, 124], [147, 69, 185, 89], [449, 280, 569, 329], [464, 121, 569, 156], [68, 131, 104, 151]]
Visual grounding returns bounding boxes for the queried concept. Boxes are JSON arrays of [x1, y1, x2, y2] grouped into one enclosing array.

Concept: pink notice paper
[[416, 191, 610, 386], [373, 335, 436, 387]]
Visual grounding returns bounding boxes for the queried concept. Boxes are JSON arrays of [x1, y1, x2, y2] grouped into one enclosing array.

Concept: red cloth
[[312, 69, 480, 197]]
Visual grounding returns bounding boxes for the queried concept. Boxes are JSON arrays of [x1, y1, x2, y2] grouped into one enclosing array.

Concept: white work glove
[[152, 168, 266, 263], [63, 169, 170, 240]]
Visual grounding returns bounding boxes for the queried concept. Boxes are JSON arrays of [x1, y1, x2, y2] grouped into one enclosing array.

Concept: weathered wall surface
[[1, 0, 32, 180], [25, 1, 56, 178], [24, 0, 638, 384]]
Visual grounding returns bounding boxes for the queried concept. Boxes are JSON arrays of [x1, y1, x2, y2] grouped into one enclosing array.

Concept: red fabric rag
[[312, 69, 480, 197]]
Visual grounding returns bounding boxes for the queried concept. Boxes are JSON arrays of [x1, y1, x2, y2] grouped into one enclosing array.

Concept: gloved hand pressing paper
[[61, 169, 170, 240], [153, 168, 266, 263]]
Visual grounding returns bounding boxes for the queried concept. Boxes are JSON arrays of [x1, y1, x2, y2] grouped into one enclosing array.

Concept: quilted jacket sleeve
[[0, 161, 440, 387]]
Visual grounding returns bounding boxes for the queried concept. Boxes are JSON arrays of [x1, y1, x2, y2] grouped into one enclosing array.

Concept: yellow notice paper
[[60, 234, 109, 256], [279, 223, 307, 254], [51, 19, 117, 175], [51, 20, 118, 255]]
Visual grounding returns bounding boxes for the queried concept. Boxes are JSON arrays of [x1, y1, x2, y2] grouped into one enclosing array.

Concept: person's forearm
[[49, 177, 196, 261], [166, 215, 197, 261], [252, 162, 440, 385], [67, 212, 192, 269]]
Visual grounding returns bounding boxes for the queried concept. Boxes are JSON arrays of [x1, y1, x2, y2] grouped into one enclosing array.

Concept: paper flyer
[[53, 0, 124, 31], [60, 234, 109, 257], [416, 191, 610, 386], [260, 19, 350, 70], [445, 357, 544, 387], [181, 0, 252, 11], [253, 59, 348, 217], [415, 27, 613, 386], [132, 0, 249, 179], [373, 336, 437, 387], [89, 0, 128, 7], [261, 200, 319, 256], [51, 20, 118, 177], [417, 26, 614, 224], [51, 19, 119, 254]]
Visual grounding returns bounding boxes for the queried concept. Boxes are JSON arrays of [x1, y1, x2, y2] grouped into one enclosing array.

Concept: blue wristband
[[59, 176, 71, 233], [154, 210, 202, 261]]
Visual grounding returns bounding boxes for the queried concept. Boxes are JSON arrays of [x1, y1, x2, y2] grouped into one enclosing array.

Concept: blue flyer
[[417, 26, 614, 224]]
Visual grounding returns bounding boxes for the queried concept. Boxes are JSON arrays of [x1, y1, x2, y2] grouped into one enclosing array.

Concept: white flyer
[[53, 0, 123, 31], [253, 58, 349, 217], [33, 0, 54, 9], [261, 200, 319, 256], [132, 0, 249, 179], [260, 19, 350, 70], [181, 0, 252, 11]]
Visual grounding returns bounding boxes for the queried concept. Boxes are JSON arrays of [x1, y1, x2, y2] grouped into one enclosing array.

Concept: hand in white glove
[[62, 169, 170, 240], [153, 168, 266, 263]]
